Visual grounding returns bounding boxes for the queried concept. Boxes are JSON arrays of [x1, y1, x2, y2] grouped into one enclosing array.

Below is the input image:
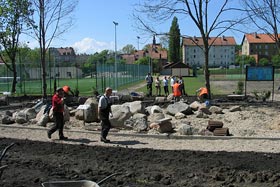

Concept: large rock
[[79, 97, 99, 123], [124, 113, 148, 132], [148, 113, 165, 123], [1, 115, 15, 124], [14, 111, 28, 124], [166, 102, 193, 116], [177, 124, 194, 135], [189, 101, 202, 111], [122, 101, 144, 114], [209, 106, 224, 114], [37, 114, 49, 127], [110, 104, 132, 128], [24, 108, 37, 120], [150, 105, 163, 114], [149, 121, 173, 133], [0, 96, 9, 106]]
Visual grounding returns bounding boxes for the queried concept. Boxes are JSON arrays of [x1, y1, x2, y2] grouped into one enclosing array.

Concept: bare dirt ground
[[1, 80, 280, 187]]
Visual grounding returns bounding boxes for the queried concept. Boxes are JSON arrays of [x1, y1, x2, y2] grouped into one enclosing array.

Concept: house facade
[[241, 33, 279, 63], [182, 36, 236, 68], [121, 44, 168, 67], [49, 47, 76, 66]]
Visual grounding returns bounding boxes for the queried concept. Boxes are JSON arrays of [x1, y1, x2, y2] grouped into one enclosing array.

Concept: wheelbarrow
[[0, 143, 15, 179], [41, 173, 119, 187]]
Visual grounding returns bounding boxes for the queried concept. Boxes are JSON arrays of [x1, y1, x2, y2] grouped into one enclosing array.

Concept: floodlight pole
[[113, 21, 118, 90]]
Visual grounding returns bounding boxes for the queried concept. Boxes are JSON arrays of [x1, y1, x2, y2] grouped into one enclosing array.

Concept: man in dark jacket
[[98, 87, 113, 143]]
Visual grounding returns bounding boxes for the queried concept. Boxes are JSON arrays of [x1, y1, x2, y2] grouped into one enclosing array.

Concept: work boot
[[100, 137, 110, 143], [59, 136, 68, 140], [47, 132, 52, 139]]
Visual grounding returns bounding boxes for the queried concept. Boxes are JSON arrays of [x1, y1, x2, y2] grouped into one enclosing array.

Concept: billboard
[[246, 66, 274, 81]]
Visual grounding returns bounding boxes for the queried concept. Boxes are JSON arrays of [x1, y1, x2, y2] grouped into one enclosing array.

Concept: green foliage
[[252, 90, 271, 101], [236, 81, 244, 94], [271, 55, 280, 66], [121, 44, 136, 54], [135, 56, 149, 65], [258, 58, 270, 66], [168, 16, 181, 63], [235, 55, 256, 66]]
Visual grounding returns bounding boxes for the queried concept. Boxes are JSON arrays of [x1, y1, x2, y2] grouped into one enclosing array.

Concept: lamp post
[[113, 21, 118, 90], [137, 36, 140, 79]]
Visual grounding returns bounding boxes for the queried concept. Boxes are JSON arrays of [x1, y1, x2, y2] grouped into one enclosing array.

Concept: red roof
[[244, 33, 280, 44], [182, 36, 236, 46]]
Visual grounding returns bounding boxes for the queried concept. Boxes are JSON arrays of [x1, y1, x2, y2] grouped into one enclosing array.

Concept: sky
[[23, 0, 245, 54]]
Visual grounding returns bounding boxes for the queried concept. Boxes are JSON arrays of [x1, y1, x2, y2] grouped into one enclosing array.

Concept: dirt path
[[1, 124, 280, 153]]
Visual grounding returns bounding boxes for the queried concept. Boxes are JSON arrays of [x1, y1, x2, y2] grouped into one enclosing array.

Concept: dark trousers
[[48, 112, 64, 138], [180, 85, 186, 96], [164, 86, 169, 96], [101, 118, 111, 139], [147, 84, 152, 96]]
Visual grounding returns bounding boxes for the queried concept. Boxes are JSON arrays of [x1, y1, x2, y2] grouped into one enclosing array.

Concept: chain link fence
[[0, 63, 150, 96]]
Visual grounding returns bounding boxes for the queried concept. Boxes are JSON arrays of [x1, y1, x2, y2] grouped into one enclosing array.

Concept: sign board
[[246, 66, 274, 81], [77, 104, 90, 110]]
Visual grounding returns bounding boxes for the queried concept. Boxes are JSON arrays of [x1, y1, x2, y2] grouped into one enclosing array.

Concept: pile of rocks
[[0, 95, 246, 137]]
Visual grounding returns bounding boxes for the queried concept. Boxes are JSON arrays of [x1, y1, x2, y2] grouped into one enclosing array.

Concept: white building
[[182, 36, 236, 68]]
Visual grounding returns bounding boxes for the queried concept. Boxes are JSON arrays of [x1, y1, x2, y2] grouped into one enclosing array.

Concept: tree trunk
[[204, 49, 211, 100], [11, 58, 17, 94]]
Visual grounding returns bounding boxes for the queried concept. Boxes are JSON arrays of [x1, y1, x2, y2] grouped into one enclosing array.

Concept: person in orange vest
[[173, 80, 182, 102], [196, 86, 209, 101]]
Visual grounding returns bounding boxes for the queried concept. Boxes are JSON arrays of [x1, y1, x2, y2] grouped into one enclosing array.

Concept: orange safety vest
[[173, 83, 181, 97], [199, 87, 208, 96]]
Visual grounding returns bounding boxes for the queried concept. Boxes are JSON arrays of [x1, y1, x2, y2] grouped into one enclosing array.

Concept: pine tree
[[168, 17, 181, 63]]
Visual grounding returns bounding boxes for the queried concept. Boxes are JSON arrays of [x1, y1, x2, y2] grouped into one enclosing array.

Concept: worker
[[173, 80, 182, 102], [196, 87, 209, 101]]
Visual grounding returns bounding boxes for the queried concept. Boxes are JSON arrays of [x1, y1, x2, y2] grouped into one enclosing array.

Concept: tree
[[235, 55, 256, 66], [168, 16, 181, 63], [241, 0, 280, 54], [272, 55, 280, 66], [258, 58, 270, 66], [134, 0, 246, 99], [121, 44, 136, 54], [0, 0, 33, 93], [28, 0, 77, 98]]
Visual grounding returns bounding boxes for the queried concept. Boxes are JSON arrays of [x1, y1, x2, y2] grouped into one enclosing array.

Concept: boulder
[[166, 102, 193, 116], [124, 113, 148, 132], [110, 104, 132, 128]]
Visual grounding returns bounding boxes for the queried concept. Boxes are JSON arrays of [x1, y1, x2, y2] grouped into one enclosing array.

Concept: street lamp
[[113, 21, 118, 90], [137, 36, 140, 79]]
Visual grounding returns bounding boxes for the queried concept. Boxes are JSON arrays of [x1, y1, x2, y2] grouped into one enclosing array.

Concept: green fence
[[0, 63, 150, 96]]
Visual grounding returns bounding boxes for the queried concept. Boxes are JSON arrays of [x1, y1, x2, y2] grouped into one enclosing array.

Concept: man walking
[[47, 87, 68, 140], [98, 87, 113, 143]]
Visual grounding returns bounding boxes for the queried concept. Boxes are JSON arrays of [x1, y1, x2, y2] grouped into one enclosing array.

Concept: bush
[[236, 81, 244, 95]]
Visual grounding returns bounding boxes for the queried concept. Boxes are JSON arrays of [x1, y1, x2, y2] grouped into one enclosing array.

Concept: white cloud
[[72, 37, 113, 54]]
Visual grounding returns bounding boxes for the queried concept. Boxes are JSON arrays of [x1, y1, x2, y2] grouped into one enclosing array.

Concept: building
[[49, 47, 76, 66], [182, 36, 236, 68], [121, 37, 168, 68], [241, 33, 279, 63]]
